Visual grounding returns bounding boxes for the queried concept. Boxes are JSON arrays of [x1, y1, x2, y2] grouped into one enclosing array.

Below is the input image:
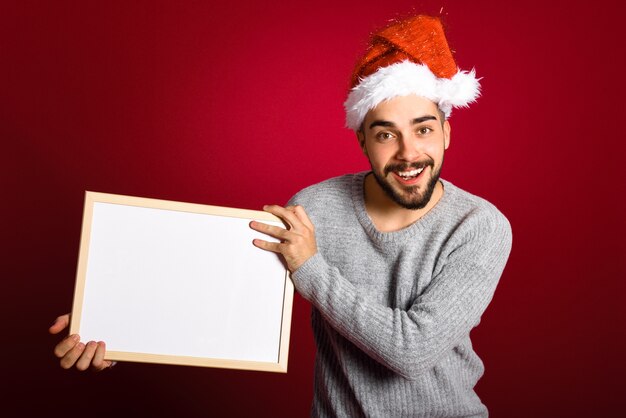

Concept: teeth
[[398, 167, 424, 178]]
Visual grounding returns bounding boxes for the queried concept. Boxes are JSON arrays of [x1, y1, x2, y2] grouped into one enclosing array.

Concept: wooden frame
[[70, 191, 294, 373]]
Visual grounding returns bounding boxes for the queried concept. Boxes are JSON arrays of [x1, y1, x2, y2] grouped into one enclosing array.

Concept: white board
[[70, 191, 293, 372]]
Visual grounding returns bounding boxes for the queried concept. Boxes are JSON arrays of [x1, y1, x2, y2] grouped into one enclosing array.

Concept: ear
[[357, 131, 368, 156], [443, 120, 451, 150]]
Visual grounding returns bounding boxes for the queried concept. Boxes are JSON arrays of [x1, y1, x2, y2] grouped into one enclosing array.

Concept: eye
[[376, 131, 396, 142], [416, 127, 433, 135]]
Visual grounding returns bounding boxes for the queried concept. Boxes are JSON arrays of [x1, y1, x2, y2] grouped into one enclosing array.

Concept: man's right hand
[[49, 314, 113, 371]]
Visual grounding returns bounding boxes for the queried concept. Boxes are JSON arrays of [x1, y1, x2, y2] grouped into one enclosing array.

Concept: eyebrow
[[368, 115, 437, 129]]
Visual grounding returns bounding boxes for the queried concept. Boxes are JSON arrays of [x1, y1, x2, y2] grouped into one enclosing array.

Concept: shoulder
[[440, 179, 512, 246], [288, 172, 361, 207], [287, 172, 366, 225]]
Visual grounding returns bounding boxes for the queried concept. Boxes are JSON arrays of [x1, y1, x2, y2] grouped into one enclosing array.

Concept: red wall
[[2, 1, 624, 416]]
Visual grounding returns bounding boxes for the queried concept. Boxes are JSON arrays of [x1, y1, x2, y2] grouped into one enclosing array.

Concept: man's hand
[[49, 314, 114, 371], [250, 205, 317, 272]]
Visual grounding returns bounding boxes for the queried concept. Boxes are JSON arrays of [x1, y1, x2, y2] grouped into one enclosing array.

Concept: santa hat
[[344, 15, 480, 131]]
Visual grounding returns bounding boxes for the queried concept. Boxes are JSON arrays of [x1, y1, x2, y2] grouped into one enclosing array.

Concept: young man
[[51, 15, 511, 417], [250, 15, 512, 417]]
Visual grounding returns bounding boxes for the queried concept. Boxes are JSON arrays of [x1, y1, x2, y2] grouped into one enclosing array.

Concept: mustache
[[383, 159, 434, 176]]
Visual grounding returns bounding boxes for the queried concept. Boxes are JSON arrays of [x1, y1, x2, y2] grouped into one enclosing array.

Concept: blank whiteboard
[[70, 191, 294, 373]]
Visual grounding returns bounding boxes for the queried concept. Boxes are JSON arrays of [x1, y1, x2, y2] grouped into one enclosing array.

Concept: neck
[[363, 173, 444, 232]]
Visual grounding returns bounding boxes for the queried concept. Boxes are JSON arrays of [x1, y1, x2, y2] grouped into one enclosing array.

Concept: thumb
[[48, 314, 70, 335]]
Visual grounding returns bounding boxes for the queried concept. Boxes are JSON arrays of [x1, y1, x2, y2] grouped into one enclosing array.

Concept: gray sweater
[[290, 172, 512, 418]]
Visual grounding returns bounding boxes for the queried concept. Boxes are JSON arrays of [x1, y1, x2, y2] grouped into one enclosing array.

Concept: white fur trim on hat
[[344, 60, 480, 131]]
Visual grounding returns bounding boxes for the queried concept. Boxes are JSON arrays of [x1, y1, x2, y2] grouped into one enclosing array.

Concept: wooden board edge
[[104, 351, 289, 373], [277, 271, 295, 373], [85, 191, 282, 223], [69, 191, 95, 335]]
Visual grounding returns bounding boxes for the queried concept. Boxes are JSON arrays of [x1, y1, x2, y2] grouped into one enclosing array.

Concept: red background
[[2, 0, 624, 416]]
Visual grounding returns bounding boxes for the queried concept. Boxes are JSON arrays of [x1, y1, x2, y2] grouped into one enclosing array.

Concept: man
[[51, 15, 511, 417], [250, 15, 512, 417]]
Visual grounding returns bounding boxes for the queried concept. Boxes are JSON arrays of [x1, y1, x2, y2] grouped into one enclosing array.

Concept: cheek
[[424, 143, 445, 160], [365, 150, 390, 170]]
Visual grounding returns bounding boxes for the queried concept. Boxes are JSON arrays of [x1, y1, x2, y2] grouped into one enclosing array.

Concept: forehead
[[364, 95, 440, 125]]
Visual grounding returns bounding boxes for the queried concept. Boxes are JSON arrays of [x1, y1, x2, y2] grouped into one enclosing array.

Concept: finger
[[54, 334, 80, 358], [91, 341, 113, 371], [49, 314, 70, 335], [75, 341, 98, 371], [249, 221, 289, 240], [284, 205, 298, 216], [263, 205, 302, 231], [252, 238, 283, 254], [59, 341, 86, 369], [292, 205, 315, 230]]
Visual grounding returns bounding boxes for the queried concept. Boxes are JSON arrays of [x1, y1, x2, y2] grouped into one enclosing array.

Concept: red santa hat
[[344, 15, 480, 131]]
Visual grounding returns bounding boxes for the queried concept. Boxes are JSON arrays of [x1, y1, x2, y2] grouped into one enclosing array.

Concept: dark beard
[[371, 159, 441, 210]]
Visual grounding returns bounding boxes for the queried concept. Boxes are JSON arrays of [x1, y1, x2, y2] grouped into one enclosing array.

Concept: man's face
[[358, 95, 451, 210]]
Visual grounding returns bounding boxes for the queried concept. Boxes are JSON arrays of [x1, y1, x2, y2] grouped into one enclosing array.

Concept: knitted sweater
[[289, 172, 512, 418]]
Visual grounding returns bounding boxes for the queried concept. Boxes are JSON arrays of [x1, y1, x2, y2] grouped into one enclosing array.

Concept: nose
[[395, 135, 420, 162]]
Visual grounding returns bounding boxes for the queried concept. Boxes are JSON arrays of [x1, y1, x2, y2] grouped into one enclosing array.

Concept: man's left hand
[[250, 205, 317, 272]]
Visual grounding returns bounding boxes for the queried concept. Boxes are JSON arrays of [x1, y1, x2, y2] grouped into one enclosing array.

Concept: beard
[[370, 157, 442, 210]]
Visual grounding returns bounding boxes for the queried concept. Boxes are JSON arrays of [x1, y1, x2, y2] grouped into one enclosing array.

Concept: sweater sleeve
[[291, 212, 512, 380]]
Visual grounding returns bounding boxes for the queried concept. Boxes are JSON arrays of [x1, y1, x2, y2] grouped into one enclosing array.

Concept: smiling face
[[358, 95, 451, 210]]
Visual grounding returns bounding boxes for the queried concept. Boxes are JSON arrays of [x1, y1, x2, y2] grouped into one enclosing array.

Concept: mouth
[[396, 167, 424, 180], [390, 166, 426, 185]]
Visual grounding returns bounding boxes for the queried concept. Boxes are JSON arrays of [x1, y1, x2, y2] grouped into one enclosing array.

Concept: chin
[[374, 169, 440, 211], [393, 190, 432, 210]]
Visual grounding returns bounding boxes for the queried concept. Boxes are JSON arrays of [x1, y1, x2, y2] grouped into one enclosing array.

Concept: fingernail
[[71, 334, 80, 342]]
